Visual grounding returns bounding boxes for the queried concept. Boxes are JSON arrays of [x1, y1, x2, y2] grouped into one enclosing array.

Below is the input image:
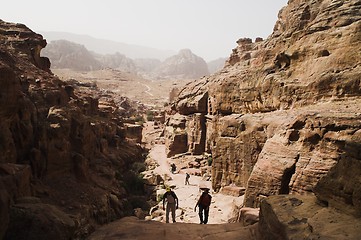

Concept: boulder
[[238, 207, 259, 226]]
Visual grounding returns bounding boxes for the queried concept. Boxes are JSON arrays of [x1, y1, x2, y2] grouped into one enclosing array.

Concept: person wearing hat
[[162, 186, 179, 223], [194, 188, 212, 224]]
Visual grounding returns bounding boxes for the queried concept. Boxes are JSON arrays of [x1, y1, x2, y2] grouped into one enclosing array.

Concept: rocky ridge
[[43, 41, 213, 80], [0, 19, 149, 239], [165, 0, 361, 238]]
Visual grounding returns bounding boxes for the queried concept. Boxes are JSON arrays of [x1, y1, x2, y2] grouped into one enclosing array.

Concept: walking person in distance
[[185, 172, 190, 185], [163, 186, 179, 223]]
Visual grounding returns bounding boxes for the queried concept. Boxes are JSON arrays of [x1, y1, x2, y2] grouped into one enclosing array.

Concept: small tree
[[146, 111, 155, 121]]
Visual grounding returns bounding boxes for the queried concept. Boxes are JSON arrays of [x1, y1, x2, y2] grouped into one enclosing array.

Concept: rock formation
[[153, 49, 210, 79], [0, 19, 148, 239], [165, 0, 361, 238], [97, 52, 138, 73], [42, 39, 102, 71]]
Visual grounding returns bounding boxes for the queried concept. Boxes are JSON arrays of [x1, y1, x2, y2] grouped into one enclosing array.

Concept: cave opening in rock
[[279, 162, 296, 194]]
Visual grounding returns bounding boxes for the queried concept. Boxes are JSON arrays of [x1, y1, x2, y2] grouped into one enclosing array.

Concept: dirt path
[[148, 144, 243, 224], [138, 82, 153, 96]]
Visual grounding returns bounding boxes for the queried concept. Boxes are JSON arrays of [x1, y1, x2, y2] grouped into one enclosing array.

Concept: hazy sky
[[2, 0, 288, 61]]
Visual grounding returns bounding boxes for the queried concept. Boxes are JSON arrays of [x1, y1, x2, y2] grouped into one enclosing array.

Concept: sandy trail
[[148, 144, 243, 224]]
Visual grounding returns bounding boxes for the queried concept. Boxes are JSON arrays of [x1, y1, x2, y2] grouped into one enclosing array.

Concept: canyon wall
[[165, 0, 361, 238], [0, 20, 146, 239]]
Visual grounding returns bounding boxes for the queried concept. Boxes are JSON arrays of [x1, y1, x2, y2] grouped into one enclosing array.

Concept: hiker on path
[[170, 163, 177, 173], [194, 188, 212, 224], [185, 173, 190, 185], [163, 187, 179, 223]]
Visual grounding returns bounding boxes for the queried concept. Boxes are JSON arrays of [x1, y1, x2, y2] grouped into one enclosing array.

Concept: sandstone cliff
[[165, 0, 361, 238], [0, 20, 147, 239]]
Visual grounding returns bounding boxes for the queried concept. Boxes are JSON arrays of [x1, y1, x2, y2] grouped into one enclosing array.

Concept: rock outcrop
[[165, 0, 361, 238], [42, 39, 102, 71], [0, 19, 147, 239]]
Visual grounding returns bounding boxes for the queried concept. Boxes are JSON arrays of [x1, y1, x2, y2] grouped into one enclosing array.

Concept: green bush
[[132, 115, 144, 125], [132, 162, 146, 173], [117, 170, 145, 196], [207, 157, 213, 166], [146, 111, 155, 121]]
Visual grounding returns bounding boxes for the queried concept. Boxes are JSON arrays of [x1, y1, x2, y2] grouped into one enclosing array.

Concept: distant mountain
[[207, 57, 227, 74], [133, 58, 162, 73], [43, 41, 212, 80], [96, 52, 137, 73], [153, 49, 209, 79], [43, 40, 138, 73], [40, 31, 176, 61], [42, 40, 102, 71]]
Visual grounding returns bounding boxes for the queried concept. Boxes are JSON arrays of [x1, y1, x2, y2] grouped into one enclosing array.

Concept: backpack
[[165, 192, 175, 204], [199, 193, 211, 206]]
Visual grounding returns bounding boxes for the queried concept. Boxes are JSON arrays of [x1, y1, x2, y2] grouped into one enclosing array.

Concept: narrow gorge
[[1, 0, 361, 239]]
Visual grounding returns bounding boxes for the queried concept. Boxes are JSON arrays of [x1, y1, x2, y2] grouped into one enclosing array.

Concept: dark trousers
[[198, 204, 209, 224]]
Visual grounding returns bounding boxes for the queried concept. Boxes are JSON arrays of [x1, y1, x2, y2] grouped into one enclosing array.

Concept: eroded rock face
[[259, 195, 361, 240], [0, 20, 147, 239], [164, 0, 361, 237], [164, 112, 207, 157], [314, 127, 361, 217], [243, 101, 361, 209]]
